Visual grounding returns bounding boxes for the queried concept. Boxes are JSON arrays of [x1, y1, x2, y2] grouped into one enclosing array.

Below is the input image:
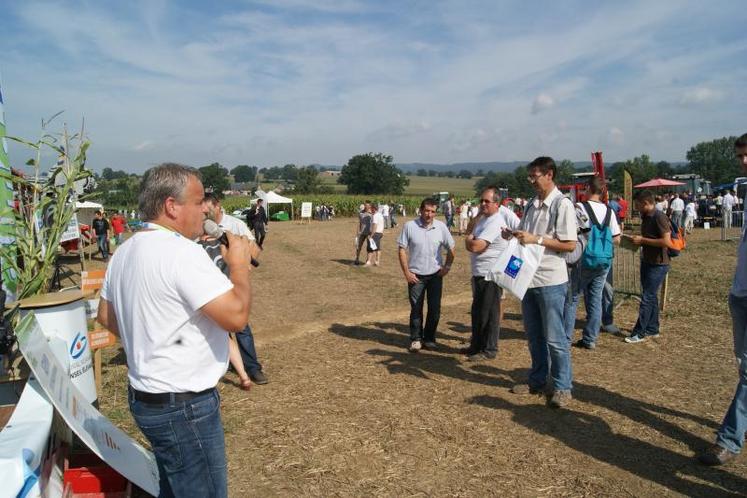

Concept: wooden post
[[660, 273, 668, 311], [94, 349, 102, 397]]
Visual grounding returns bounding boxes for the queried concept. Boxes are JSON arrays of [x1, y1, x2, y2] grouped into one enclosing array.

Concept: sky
[[2, 0, 746, 174]]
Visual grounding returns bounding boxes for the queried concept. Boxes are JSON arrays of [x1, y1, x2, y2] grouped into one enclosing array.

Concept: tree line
[[91, 135, 742, 208]]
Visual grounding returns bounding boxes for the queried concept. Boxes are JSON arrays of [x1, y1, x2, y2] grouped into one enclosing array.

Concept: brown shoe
[[698, 444, 739, 466], [548, 390, 573, 408], [511, 384, 546, 395]]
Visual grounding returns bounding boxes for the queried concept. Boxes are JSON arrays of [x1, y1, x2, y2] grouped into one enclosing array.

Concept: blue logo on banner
[[69, 332, 88, 359], [505, 256, 523, 279]]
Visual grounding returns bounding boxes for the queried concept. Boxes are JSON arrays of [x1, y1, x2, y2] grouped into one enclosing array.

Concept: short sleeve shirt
[[575, 201, 621, 243], [641, 210, 671, 265], [359, 212, 372, 235], [101, 229, 234, 393], [219, 212, 253, 239], [397, 218, 454, 275], [470, 206, 520, 277], [520, 187, 578, 287]]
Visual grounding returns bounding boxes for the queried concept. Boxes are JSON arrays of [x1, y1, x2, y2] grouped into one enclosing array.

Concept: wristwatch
[[537, 237, 544, 246]]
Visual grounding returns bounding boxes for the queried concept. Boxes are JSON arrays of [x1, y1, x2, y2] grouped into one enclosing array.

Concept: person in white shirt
[[565, 177, 621, 351], [203, 193, 269, 386], [684, 200, 698, 233], [509, 156, 578, 409], [366, 204, 385, 266], [464, 187, 520, 361], [380, 202, 390, 229], [670, 194, 685, 228], [458, 200, 470, 235], [723, 190, 736, 229], [97, 163, 258, 498]]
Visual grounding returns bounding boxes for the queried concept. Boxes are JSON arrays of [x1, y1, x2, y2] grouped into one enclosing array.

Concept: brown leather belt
[[131, 387, 214, 404]]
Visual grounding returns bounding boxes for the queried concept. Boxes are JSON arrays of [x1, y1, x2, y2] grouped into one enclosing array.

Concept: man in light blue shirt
[[699, 133, 747, 466], [398, 198, 456, 353]]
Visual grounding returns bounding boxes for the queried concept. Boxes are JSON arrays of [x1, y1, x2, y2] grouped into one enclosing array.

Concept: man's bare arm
[[96, 298, 120, 337]]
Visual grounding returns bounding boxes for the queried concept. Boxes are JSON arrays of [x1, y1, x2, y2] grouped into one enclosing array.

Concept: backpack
[[668, 218, 686, 257], [580, 202, 614, 270]]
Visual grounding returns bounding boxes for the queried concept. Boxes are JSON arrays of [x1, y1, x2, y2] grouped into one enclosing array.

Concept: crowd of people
[[89, 135, 747, 497]]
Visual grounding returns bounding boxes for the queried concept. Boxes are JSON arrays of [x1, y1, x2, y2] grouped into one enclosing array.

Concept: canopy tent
[[75, 200, 103, 227], [634, 178, 686, 188], [254, 189, 294, 220]]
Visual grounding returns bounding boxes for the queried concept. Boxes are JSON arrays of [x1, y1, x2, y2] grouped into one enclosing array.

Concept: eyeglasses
[[527, 173, 546, 183], [479, 199, 495, 204]]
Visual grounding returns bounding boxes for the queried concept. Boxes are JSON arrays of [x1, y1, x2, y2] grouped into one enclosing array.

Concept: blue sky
[[2, 0, 746, 173]]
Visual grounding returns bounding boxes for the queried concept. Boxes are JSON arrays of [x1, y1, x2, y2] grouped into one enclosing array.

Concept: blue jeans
[[235, 325, 262, 375], [408, 272, 443, 342], [96, 234, 109, 259], [564, 265, 609, 346], [523, 283, 573, 392], [129, 388, 227, 498], [717, 294, 747, 453], [602, 264, 614, 326], [632, 262, 670, 337]]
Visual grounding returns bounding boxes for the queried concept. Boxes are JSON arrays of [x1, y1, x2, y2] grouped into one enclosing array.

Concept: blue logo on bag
[[505, 255, 523, 279]]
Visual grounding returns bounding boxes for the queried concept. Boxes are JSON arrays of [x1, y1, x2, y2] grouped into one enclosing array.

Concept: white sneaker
[[409, 340, 422, 352]]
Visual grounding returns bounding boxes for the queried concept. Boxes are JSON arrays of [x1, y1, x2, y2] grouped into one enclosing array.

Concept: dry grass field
[[86, 218, 747, 497]]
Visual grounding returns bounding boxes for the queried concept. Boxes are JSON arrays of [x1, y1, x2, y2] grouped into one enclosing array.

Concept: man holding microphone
[[97, 163, 259, 497]]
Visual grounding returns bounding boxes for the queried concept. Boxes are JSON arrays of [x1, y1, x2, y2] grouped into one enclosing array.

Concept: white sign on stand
[[301, 202, 312, 219], [16, 313, 160, 497]]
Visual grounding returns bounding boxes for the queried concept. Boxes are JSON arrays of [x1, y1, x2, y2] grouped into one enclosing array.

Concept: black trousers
[[254, 225, 266, 248], [408, 272, 443, 342], [470, 277, 502, 356]]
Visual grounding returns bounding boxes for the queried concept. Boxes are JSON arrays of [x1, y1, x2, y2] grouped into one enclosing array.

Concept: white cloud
[[133, 140, 155, 151], [679, 87, 723, 105], [531, 93, 555, 114], [608, 127, 625, 146]]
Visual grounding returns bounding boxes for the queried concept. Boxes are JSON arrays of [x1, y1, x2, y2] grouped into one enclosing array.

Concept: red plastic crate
[[63, 450, 130, 496]]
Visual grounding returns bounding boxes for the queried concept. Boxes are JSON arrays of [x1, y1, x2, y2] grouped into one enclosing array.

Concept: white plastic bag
[[486, 237, 544, 300], [368, 237, 378, 251]]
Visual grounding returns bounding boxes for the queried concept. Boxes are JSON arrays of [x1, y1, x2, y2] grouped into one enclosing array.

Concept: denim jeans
[[602, 265, 614, 326], [523, 283, 573, 392], [470, 277, 502, 356], [564, 265, 609, 346], [235, 325, 263, 375], [96, 234, 109, 259], [408, 272, 443, 342], [632, 262, 670, 337], [129, 388, 227, 498], [717, 294, 747, 453]]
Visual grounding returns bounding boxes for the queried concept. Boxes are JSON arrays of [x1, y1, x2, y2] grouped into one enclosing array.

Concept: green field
[[318, 174, 481, 197]]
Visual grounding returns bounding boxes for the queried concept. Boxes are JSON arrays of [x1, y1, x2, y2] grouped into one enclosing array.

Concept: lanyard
[[144, 222, 182, 237]]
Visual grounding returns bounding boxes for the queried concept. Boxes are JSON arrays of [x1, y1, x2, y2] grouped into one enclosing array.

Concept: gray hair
[[138, 163, 201, 221]]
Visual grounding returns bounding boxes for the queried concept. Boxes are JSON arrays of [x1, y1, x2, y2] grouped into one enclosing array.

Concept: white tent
[[75, 200, 104, 227], [255, 189, 294, 220]]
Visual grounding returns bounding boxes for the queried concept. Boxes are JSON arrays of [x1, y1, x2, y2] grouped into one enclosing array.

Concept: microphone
[[203, 219, 260, 268]]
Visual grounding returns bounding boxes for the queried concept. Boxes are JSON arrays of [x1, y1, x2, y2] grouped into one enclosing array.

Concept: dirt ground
[[87, 218, 747, 497]]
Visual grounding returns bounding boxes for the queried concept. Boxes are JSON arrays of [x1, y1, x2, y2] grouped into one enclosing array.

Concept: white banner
[[16, 313, 160, 497], [300, 202, 312, 219], [59, 214, 80, 243]]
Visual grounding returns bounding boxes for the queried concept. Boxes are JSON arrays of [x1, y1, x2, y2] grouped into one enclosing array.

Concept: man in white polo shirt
[[398, 198, 455, 352], [97, 163, 258, 498], [464, 186, 520, 361], [510, 156, 578, 408]]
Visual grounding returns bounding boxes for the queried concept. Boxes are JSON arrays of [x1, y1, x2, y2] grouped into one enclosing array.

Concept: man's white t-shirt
[[219, 211, 252, 239], [670, 197, 685, 212], [101, 229, 234, 393], [724, 193, 736, 210], [380, 204, 390, 217], [459, 204, 470, 219], [470, 206, 521, 277], [372, 212, 385, 233], [685, 202, 698, 218], [575, 201, 621, 241]]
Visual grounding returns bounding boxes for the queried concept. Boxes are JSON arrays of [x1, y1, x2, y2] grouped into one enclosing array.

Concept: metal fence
[[721, 210, 745, 241], [611, 246, 640, 300]]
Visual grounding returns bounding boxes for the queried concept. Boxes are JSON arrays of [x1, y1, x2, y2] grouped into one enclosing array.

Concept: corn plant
[[0, 117, 93, 299]]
